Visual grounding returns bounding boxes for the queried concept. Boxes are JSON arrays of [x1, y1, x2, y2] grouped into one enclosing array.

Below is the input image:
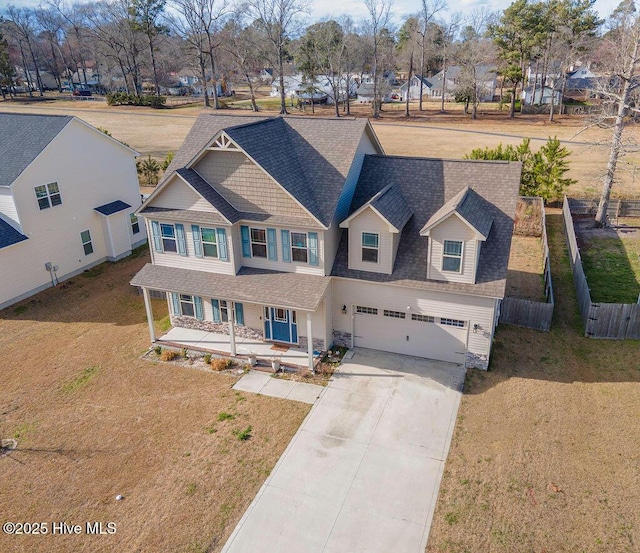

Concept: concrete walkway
[[222, 348, 466, 553], [233, 370, 324, 405]]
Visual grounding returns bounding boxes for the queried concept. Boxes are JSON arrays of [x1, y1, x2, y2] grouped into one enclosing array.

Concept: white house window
[[442, 240, 463, 272], [219, 300, 229, 322], [180, 294, 195, 317], [440, 317, 465, 328], [383, 309, 406, 319], [161, 223, 177, 252], [412, 314, 435, 323], [362, 232, 379, 263], [130, 214, 140, 234], [201, 227, 218, 258], [35, 182, 62, 210], [356, 305, 377, 315], [80, 230, 93, 255], [250, 228, 267, 257], [291, 232, 308, 263], [274, 308, 287, 322]]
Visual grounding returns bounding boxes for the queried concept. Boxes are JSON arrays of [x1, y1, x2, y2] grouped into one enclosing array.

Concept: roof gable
[[340, 184, 412, 232], [0, 113, 72, 187], [420, 187, 493, 240]]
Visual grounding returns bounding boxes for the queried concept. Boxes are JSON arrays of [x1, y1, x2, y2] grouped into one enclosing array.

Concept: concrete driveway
[[221, 348, 466, 553]]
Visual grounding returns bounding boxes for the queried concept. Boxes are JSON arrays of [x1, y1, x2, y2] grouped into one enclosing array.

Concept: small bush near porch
[[0, 250, 309, 553]]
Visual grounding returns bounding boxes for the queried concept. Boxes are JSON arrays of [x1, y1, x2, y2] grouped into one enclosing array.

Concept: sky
[[5, 0, 622, 25]]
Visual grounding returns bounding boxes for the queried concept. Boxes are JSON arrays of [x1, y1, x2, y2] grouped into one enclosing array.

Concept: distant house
[[522, 85, 563, 105], [0, 113, 145, 310], [428, 65, 498, 102], [271, 73, 356, 105], [356, 83, 393, 103], [400, 75, 433, 101]]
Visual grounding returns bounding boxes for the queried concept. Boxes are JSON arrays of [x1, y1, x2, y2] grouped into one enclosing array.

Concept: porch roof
[[131, 263, 331, 311]]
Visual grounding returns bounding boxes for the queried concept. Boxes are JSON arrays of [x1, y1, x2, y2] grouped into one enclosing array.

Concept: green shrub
[[233, 426, 252, 441], [203, 353, 212, 364], [154, 345, 162, 355], [106, 92, 166, 108]]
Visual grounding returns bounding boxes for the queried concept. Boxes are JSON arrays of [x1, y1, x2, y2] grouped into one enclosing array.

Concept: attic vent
[[210, 134, 240, 151]]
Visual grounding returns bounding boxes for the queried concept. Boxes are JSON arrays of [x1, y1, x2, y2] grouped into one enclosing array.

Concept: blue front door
[[264, 307, 297, 343]]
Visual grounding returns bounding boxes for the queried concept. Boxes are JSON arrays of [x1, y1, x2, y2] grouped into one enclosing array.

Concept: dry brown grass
[[427, 210, 640, 553], [2, 98, 640, 199], [505, 235, 545, 301], [0, 249, 309, 553]]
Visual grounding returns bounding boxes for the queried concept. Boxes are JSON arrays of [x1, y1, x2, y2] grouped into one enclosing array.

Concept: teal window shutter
[[170, 292, 180, 315], [211, 299, 221, 323], [234, 302, 244, 326], [267, 228, 277, 261], [192, 225, 203, 258], [175, 223, 187, 256], [194, 296, 203, 320], [281, 230, 291, 262], [241, 225, 251, 257], [151, 221, 162, 252], [308, 232, 318, 265], [217, 228, 228, 261]]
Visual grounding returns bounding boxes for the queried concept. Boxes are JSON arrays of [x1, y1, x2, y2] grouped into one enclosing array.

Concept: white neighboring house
[[0, 113, 145, 310], [428, 65, 498, 102], [131, 114, 521, 371], [522, 85, 563, 105], [400, 75, 433, 101]]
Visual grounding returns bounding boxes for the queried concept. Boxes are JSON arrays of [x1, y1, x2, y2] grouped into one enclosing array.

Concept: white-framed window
[[131, 214, 140, 234], [35, 182, 62, 210], [250, 228, 267, 258], [219, 299, 229, 322], [80, 230, 93, 256], [440, 317, 465, 328], [362, 232, 379, 263], [274, 308, 287, 322], [161, 223, 177, 253], [383, 309, 406, 319], [180, 294, 195, 317], [442, 240, 463, 272], [356, 305, 378, 315], [201, 227, 218, 258], [291, 232, 308, 263], [412, 314, 435, 323]]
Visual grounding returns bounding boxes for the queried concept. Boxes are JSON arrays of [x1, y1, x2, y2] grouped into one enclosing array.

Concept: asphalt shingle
[[94, 200, 131, 216], [0, 113, 72, 187], [0, 216, 28, 249]]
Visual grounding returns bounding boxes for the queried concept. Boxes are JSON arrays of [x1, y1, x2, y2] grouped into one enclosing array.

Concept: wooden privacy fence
[[499, 197, 555, 331], [563, 197, 640, 339], [568, 198, 640, 219]]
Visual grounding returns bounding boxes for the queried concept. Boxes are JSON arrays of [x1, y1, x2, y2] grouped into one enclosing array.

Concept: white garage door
[[353, 307, 467, 364]]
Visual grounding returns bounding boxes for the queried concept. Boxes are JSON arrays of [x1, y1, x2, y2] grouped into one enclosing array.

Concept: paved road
[[221, 348, 465, 553]]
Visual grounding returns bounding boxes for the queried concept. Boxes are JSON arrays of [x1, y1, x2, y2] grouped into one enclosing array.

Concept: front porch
[[158, 326, 322, 369]]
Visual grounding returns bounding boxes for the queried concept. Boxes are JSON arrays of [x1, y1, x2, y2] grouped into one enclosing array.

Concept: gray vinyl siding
[[332, 278, 496, 364], [149, 175, 212, 211], [145, 218, 236, 275], [194, 150, 312, 221], [322, 223, 341, 275], [347, 208, 394, 274], [428, 215, 477, 284], [234, 224, 325, 276], [335, 131, 379, 223]]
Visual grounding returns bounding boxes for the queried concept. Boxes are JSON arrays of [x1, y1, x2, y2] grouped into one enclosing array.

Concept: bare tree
[[246, 0, 310, 114], [363, 0, 392, 118], [594, 1, 640, 226], [416, 0, 446, 111], [5, 6, 44, 96]]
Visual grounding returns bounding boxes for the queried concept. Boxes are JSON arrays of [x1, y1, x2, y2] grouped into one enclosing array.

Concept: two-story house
[[131, 114, 521, 370], [0, 112, 144, 310]]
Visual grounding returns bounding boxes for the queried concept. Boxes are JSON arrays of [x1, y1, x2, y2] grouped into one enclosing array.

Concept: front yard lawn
[[0, 250, 309, 553], [427, 210, 640, 553]]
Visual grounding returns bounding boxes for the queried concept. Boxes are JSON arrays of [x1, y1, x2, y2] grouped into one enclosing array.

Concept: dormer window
[[291, 232, 308, 263], [362, 232, 379, 263], [442, 240, 463, 272], [250, 228, 267, 257]]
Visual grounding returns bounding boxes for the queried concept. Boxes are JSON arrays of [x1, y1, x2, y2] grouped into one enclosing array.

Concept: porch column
[[229, 302, 236, 356], [142, 287, 156, 343], [306, 311, 314, 373]]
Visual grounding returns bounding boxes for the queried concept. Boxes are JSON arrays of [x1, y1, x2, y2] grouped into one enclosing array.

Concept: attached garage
[[352, 305, 467, 364]]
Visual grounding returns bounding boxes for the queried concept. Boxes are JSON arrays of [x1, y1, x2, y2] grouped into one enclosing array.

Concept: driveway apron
[[222, 348, 466, 553]]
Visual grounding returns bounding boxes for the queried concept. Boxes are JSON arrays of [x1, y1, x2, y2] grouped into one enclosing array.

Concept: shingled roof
[[420, 186, 493, 239], [159, 113, 376, 227], [332, 155, 522, 298], [0, 113, 72, 187], [0, 216, 28, 250], [340, 184, 413, 232]]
